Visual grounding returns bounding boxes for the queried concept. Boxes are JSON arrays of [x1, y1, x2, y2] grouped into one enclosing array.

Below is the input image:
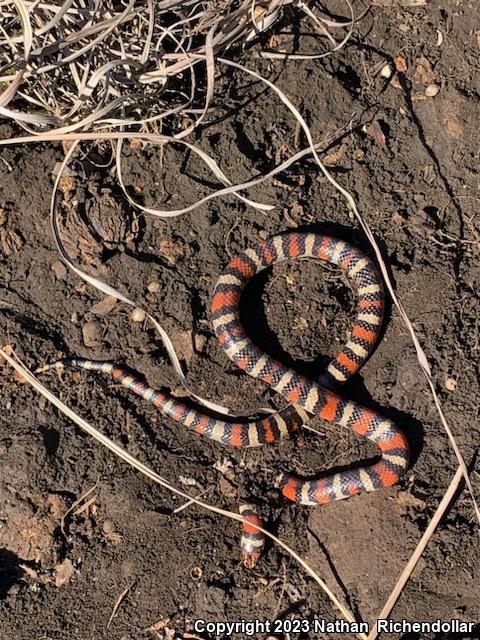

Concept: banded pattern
[[211, 232, 409, 506], [239, 504, 265, 569], [38, 232, 409, 565], [37, 359, 309, 447]]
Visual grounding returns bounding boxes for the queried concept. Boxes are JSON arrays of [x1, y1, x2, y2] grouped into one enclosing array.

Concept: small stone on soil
[[194, 333, 207, 352], [425, 83, 440, 97], [131, 307, 146, 322], [51, 261, 68, 280], [102, 519, 115, 534], [90, 295, 117, 316], [0, 227, 24, 256], [394, 55, 408, 72], [158, 236, 185, 264], [365, 121, 387, 146], [380, 64, 393, 79], [147, 280, 160, 294], [54, 558, 74, 588], [82, 321, 103, 347], [445, 377, 457, 391]]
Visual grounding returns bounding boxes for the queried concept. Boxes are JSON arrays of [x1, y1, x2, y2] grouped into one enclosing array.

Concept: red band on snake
[[238, 504, 265, 569], [38, 232, 409, 566]]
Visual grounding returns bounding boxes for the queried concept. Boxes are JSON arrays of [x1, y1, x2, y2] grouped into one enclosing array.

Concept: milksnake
[[39, 232, 409, 567]]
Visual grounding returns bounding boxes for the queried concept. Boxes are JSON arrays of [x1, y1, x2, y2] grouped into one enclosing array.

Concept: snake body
[[238, 504, 265, 569], [212, 233, 409, 506], [39, 232, 409, 566]]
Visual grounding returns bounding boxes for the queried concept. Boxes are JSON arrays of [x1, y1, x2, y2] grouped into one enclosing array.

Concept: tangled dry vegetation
[[0, 0, 351, 136], [0, 0, 358, 221]]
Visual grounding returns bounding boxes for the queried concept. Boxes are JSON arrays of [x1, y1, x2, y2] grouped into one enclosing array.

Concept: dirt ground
[[1, 1, 480, 639]]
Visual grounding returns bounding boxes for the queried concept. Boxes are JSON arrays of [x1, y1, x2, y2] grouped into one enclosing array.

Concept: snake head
[[241, 549, 262, 570]]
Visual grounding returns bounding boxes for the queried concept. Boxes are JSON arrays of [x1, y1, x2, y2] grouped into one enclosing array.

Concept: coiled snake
[[39, 232, 409, 568]]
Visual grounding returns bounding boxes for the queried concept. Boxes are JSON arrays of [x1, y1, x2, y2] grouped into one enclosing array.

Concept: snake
[[38, 232, 409, 568]]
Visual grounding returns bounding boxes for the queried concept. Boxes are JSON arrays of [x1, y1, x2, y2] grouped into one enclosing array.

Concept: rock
[[90, 295, 117, 316], [323, 143, 347, 166], [414, 56, 437, 85], [131, 308, 146, 323], [12, 369, 27, 384], [129, 138, 142, 151], [51, 261, 68, 280], [158, 236, 185, 264], [364, 121, 387, 146], [102, 519, 115, 534], [445, 377, 457, 391], [380, 64, 393, 79], [147, 280, 160, 294], [82, 321, 103, 347], [194, 333, 207, 353], [425, 83, 440, 97], [390, 73, 403, 89], [54, 558, 74, 588], [171, 329, 193, 364], [0, 228, 24, 256], [394, 55, 407, 72]]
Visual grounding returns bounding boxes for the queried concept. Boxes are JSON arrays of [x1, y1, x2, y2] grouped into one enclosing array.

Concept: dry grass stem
[[0, 346, 367, 639]]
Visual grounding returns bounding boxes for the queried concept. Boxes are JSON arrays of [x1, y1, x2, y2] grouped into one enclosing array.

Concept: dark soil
[[1, 1, 480, 639]]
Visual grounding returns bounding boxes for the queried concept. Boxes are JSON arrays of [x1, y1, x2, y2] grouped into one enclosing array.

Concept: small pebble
[[51, 261, 67, 280], [82, 321, 103, 348], [158, 237, 185, 264], [75, 282, 87, 294], [102, 519, 115, 534], [394, 55, 407, 73], [129, 138, 142, 151], [190, 566, 203, 580], [390, 74, 402, 90], [425, 83, 440, 97], [131, 307, 146, 323], [194, 334, 207, 352], [445, 377, 457, 391], [147, 281, 160, 294], [380, 64, 393, 79], [90, 295, 117, 316]]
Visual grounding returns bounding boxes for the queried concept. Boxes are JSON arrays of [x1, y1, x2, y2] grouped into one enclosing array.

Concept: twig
[[61, 481, 98, 535], [107, 583, 134, 628], [0, 347, 367, 640], [368, 465, 465, 640]]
